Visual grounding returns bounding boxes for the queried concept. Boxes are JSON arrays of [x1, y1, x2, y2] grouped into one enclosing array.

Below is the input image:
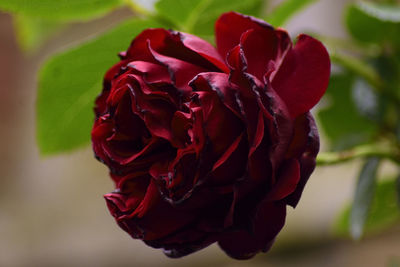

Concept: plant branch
[[317, 144, 400, 166]]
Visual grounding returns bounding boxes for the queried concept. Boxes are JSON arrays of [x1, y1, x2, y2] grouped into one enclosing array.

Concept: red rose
[[92, 12, 330, 259]]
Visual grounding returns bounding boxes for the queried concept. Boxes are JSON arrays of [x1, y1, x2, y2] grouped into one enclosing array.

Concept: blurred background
[[0, 0, 399, 266]]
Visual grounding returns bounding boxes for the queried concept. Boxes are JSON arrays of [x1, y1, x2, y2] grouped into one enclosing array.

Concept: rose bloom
[[92, 12, 330, 259]]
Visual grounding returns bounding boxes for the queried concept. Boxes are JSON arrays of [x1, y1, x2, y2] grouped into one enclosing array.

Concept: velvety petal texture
[[92, 12, 330, 260]]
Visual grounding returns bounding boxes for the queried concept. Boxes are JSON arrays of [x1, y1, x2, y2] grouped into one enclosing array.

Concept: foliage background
[[0, 0, 399, 266]]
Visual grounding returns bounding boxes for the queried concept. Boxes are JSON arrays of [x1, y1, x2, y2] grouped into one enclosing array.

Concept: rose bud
[[91, 11, 330, 259]]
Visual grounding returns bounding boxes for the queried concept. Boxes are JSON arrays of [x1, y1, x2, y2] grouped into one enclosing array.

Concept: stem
[[317, 143, 400, 166]]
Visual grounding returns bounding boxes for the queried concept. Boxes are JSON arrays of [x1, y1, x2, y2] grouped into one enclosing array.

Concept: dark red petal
[[262, 86, 294, 181], [148, 41, 207, 93], [215, 11, 274, 60], [103, 138, 158, 166], [285, 113, 309, 159], [126, 178, 159, 218], [170, 110, 192, 148], [92, 117, 113, 164], [127, 61, 171, 84], [189, 72, 243, 119], [112, 171, 149, 189], [218, 201, 286, 259], [212, 133, 243, 171], [178, 32, 229, 73], [285, 113, 319, 207], [106, 188, 198, 241], [126, 28, 225, 72], [240, 28, 278, 81], [248, 111, 264, 157], [271, 34, 330, 118], [208, 134, 248, 187], [124, 75, 177, 142], [194, 90, 243, 156], [266, 159, 300, 201], [146, 230, 218, 258], [125, 28, 171, 62]]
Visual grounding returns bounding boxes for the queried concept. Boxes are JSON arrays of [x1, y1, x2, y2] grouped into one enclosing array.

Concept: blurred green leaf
[[346, 1, 400, 44], [351, 78, 380, 122], [265, 0, 316, 27], [14, 15, 63, 52], [335, 177, 400, 237], [155, 0, 264, 36], [350, 157, 379, 240], [318, 73, 377, 150], [388, 258, 400, 267], [372, 55, 400, 85], [37, 18, 161, 155], [155, 0, 204, 30], [330, 52, 382, 90], [0, 0, 123, 21], [396, 174, 400, 208], [371, 55, 400, 103]]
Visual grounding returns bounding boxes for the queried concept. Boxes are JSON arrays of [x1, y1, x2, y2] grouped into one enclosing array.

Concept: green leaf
[[351, 78, 380, 122], [346, 1, 400, 44], [0, 0, 123, 21], [155, 0, 204, 30], [155, 0, 264, 35], [37, 18, 161, 155], [317, 73, 377, 150], [396, 174, 400, 208], [14, 15, 63, 52], [335, 177, 400, 237], [372, 54, 400, 94], [350, 157, 380, 240], [265, 0, 317, 27]]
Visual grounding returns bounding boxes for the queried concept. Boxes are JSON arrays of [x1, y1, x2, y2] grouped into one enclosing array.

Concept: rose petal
[[189, 72, 243, 119], [106, 185, 198, 241], [145, 230, 218, 258], [126, 28, 225, 72], [285, 113, 319, 207], [178, 32, 229, 73], [215, 11, 274, 60], [194, 90, 243, 155], [271, 34, 330, 118], [239, 28, 280, 81], [147, 41, 208, 93], [127, 60, 171, 84], [265, 159, 300, 201], [212, 133, 244, 172], [125, 28, 169, 63], [218, 201, 286, 259]]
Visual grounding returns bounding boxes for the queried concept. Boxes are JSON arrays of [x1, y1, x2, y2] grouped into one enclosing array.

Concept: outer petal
[[271, 34, 330, 118], [178, 32, 229, 73], [105, 185, 198, 241], [241, 29, 275, 81], [148, 41, 208, 93], [145, 230, 218, 258], [285, 113, 319, 207], [218, 201, 286, 259], [265, 159, 300, 201], [125, 28, 226, 72], [215, 12, 274, 60]]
